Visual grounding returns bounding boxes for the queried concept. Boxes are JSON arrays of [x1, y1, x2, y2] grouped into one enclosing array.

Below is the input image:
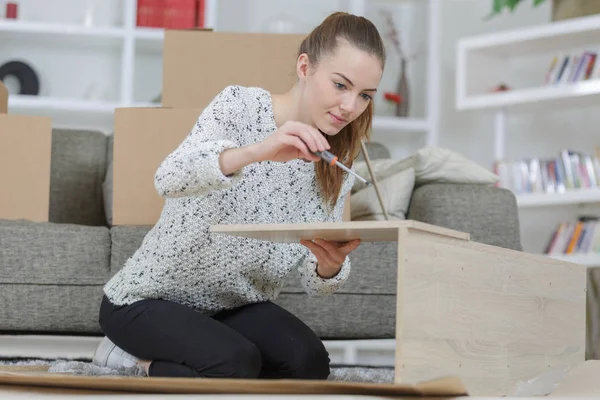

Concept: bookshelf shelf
[[549, 253, 600, 267], [516, 188, 600, 207], [458, 79, 600, 112], [458, 14, 600, 59]]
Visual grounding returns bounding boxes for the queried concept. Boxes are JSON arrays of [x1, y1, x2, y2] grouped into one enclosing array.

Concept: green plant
[[486, 0, 547, 19]]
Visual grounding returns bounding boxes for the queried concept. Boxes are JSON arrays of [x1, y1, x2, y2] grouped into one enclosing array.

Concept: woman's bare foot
[[137, 360, 151, 376]]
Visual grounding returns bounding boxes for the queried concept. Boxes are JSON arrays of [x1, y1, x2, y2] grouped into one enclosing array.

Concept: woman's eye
[[335, 82, 346, 90], [361, 93, 372, 101]]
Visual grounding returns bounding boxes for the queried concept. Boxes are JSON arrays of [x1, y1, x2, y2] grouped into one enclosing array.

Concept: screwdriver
[[313, 150, 371, 187]]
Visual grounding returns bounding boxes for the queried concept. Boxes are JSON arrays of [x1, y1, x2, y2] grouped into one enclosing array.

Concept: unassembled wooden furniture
[[211, 220, 587, 397]]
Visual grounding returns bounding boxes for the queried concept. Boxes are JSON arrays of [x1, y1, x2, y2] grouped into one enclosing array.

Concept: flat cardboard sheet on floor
[[0, 367, 468, 397]]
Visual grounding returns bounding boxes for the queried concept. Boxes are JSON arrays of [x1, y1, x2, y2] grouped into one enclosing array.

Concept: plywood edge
[[394, 226, 408, 385], [405, 220, 470, 241], [210, 220, 409, 234]]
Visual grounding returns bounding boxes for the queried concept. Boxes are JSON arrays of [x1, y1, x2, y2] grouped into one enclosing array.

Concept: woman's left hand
[[299, 238, 361, 279]]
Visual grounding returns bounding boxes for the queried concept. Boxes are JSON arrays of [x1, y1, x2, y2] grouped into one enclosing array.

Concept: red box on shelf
[[163, 0, 196, 29], [137, 0, 164, 28], [136, 0, 206, 29], [196, 0, 205, 28]]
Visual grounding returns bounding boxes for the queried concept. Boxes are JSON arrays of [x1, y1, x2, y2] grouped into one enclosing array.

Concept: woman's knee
[[287, 340, 331, 380], [208, 340, 262, 379]]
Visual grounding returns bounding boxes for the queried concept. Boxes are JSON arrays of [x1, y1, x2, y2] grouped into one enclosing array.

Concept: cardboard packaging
[[112, 107, 202, 226], [162, 30, 305, 109], [0, 82, 7, 113], [0, 82, 52, 222]]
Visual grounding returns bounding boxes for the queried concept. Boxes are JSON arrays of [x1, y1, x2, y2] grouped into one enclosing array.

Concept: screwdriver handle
[[313, 150, 338, 166]]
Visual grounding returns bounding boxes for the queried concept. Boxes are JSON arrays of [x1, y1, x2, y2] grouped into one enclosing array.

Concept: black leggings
[[98, 295, 330, 379]]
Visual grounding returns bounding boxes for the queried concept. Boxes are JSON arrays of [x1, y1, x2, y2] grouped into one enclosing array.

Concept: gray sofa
[[0, 128, 523, 340]]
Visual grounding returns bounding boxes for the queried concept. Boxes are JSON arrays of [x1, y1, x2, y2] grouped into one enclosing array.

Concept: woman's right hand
[[252, 121, 331, 163]]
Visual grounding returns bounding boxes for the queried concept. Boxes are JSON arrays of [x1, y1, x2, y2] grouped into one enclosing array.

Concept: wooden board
[[0, 367, 468, 397], [395, 229, 587, 396], [210, 220, 470, 243]]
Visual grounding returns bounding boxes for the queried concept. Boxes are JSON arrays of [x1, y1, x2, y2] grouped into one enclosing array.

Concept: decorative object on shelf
[[486, 0, 547, 19], [380, 10, 410, 118], [0, 61, 40, 96], [5, 2, 18, 19], [486, 0, 600, 21], [383, 92, 403, 114], [552, 0, 600, 21], [490, 83, 511, 92]]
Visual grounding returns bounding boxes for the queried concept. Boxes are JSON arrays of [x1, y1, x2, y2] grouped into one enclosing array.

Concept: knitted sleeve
[[297, 175, 354, 296], [154, 85, 248, 198]]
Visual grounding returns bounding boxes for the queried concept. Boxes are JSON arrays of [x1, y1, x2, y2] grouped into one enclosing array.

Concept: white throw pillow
[[352, 147, 498, 190], [413, 147, 499, 185], [351, 168, 415, 221], [352, 158, 413, 193]]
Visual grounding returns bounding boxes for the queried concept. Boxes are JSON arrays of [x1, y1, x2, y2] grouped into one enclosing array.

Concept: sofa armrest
[[406, 183, 522, 251]]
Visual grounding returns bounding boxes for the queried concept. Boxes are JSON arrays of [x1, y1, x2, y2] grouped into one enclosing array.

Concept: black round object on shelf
[[0, 61, 40, 95]]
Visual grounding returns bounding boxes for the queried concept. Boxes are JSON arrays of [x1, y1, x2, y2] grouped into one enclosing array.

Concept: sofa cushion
[[110, 225, 152, 272], [0, 284, 104, 333], [351, 168, 415, 221], [49, 129, 108, 226], [0, 219, 111, 285], [274, 293, 395, 339], [407, 183, 523, 251]]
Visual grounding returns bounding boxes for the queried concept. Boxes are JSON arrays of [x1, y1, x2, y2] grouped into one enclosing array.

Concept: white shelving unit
[[456, 14, 600, 160], [516, 188, 600, 208], [4, 0, 441, 145], [456, 15, 600, 267]]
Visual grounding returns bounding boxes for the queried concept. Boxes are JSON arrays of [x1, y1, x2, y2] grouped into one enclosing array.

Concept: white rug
[[0, 358, 394, 383]]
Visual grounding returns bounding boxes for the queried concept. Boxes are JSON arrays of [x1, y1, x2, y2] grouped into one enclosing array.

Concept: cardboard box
[[112, 107, 202, 225], [161, 30, 306, 109], [0, 82, 52, 222], [0, 81, 7, 113]]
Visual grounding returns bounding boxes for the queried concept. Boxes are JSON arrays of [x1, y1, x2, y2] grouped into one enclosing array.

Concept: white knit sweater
[[103, 85, 355, 315]]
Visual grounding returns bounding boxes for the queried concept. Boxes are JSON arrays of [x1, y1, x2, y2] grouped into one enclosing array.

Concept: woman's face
[[300, 40, 383, 136]]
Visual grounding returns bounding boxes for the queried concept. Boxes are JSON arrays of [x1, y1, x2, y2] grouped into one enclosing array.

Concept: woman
[[94, 11, 386, 379]]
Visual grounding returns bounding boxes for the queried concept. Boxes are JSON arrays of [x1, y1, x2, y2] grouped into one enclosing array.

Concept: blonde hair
[[298, 12, 386, 209]]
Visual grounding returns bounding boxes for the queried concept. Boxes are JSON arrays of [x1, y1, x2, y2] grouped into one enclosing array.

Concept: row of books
[[544, 216, 600, 255], [493, 148, 600, 194], [545, 49, 600, 85]]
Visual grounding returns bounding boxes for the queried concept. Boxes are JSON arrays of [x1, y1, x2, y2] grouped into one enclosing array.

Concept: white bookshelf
[[3, 0, 441, 144], [456, 15, 600, 199], [516, 188, 600, 207], [457, 14, 600, 115], [456, 16, 600, 262]]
